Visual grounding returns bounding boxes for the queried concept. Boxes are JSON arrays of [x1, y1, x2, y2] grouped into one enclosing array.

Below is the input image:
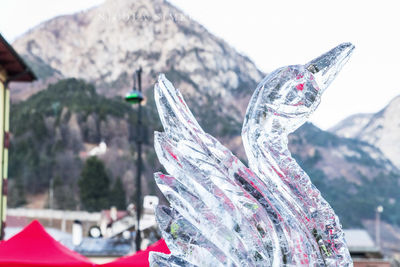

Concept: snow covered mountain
[[331, 96, 400, 168]]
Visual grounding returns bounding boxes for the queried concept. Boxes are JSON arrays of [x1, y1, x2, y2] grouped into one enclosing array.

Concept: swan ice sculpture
[[150, 43, 355, 266]]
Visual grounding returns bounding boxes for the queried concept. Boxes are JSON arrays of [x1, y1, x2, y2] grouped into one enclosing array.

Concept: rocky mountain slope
[[9, 79, 155, 208], [11, 0, 263, 119], [329, 113, 373, 138], [289, 123, 400, 227], [290, 123, 397, 184], [331, 95, 400, 168]]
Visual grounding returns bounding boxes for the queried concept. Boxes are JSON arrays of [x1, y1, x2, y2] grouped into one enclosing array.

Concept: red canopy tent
[[0, 220, 93, 267], [101, 239, 170, 267]]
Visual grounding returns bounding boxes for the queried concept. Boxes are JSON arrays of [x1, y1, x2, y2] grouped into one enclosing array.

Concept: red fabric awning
[[101, 239, 170, 267], [0, 220, 93, 267]]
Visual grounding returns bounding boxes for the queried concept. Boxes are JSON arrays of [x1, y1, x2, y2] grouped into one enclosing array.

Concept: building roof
[[61, 237, 133, 257], [101, 209, 128, 224], [0, 34, 36, 82], [344, 229, 380, 253]]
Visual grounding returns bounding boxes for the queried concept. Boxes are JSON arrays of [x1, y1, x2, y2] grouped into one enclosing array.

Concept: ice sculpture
[[150, 43, 355, 266]]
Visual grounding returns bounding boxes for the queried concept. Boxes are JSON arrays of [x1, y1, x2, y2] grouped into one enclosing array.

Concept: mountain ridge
[[331, 95, 400, 168]]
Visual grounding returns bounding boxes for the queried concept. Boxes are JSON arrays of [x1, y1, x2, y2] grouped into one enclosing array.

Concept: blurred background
[[0, 0, 399, 265]]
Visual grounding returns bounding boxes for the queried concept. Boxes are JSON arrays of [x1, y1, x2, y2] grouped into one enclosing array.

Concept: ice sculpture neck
[[242, 43, 355, 266]]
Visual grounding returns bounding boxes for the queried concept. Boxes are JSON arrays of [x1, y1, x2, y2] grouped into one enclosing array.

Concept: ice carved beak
[[305, 42, 355, 92]]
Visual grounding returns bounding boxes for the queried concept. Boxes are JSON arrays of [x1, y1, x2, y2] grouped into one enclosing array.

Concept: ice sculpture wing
[[151, 75, 323, 266]]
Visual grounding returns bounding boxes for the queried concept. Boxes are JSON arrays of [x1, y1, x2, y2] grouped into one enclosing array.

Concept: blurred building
[[7, 208, 101, 234], [0, 34, 36, 239], [345, 229, 391, 267]]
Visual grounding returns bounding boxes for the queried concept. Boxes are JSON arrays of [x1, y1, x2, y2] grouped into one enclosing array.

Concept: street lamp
[[375, 205, 383, 249], [125, 67, 143, 251], [125, 90, 144, 104]]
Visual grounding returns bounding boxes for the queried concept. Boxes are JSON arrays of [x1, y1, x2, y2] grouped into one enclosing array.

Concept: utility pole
[[135, 67, 143, 252], [49, 178, 54, 226], [375, 205, 383, 249], [125, 68, 144, 251]]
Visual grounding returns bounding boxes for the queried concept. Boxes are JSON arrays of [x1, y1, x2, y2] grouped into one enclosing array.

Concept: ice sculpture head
[[244, 43, 354, 134], [305, 42, 355, 92]]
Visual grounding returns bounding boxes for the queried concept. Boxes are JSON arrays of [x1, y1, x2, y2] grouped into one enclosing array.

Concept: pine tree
[[109, 177, 127, 210], [78, 156, 110, 211]]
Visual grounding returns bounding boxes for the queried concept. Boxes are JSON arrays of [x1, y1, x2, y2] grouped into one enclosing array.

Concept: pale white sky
[[1, 0, 400, 129]]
